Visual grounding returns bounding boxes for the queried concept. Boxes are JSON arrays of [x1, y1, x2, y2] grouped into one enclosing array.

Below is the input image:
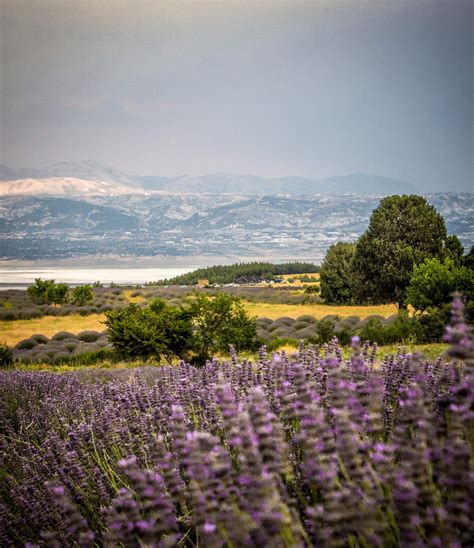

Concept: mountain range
[[1, 191, 472, 261], [1, 160, 471, 261], [0, 160, 420, 196]]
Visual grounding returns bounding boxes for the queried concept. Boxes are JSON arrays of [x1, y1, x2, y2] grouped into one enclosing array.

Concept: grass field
[[12, 342, 449, 373], [1, 302, 399, 346], [277, 272, 320, 287], [271, 342, 448, 360], [0, 314, 106, 346], [123, 289, 146, 303], [244, 301, 398, 320]]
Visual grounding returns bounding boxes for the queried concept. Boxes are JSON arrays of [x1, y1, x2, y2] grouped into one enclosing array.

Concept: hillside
[[1, 192, 471, 260]]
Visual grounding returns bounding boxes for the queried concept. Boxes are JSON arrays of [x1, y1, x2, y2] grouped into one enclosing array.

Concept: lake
[[0, 266, 195, 288]]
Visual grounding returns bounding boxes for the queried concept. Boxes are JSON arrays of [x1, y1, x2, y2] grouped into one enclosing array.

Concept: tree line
[[151, 262, 320, 286]]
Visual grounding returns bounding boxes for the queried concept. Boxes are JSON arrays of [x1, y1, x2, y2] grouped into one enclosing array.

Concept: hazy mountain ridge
[[1, 192, 471, 260], [1, 161, 420, 196]]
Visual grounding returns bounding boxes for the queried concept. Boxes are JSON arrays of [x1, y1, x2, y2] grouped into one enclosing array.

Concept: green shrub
[[27, 278, 69, 305], [71, 285, 94, 306], [275, 317, 295, 327], [358, 319, 386, 345], [19, 308, 43, 319], [272, 327, 295, 338], [296, 314, 316, 323], [30, 334, 49, 344], [295, 326, 317, 339], [315, 319, 336, 344], [416, 306, 451, 343], [293, 321, 310, 330], [0, 309, 19, 320], [52, 331, 77, 341], [77, 330, 100, 342], [0, 343, 13, 367], [15, 338, 39, 350]]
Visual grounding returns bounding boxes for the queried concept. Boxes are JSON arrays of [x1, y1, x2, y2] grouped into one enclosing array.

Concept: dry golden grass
[[279, 272, 320, 286], [244, 302, 398, 320], [0, 314, 106, 346], [123, 289, 146, 303]]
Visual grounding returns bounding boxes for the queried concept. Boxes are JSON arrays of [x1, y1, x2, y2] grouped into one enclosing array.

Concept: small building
[[234, 275, 266, 285], [197, 279, 209, 287]]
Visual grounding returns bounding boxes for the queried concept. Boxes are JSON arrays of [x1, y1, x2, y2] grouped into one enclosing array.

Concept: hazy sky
[[1, 0, 472, 191]]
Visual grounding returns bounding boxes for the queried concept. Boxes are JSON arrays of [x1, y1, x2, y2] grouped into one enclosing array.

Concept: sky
[[1, 0, 472, 192]]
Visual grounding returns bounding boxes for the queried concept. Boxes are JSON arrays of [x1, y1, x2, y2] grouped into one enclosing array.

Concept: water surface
[[0, 266, 194, 288]]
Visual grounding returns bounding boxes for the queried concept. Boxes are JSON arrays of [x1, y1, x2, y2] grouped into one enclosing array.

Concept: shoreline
[[0, 253, 322, 269]]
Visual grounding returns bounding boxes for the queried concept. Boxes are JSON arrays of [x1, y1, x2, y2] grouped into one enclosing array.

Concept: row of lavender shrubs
[[11, 312, 422, 365], [13, 330, 113, 364], [0, 287, 126, 321], [0, 297, 472, 546], [256, 310, 446, 347]]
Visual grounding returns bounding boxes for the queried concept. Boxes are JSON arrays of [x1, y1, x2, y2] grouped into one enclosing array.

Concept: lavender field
[[1, 298, 473, 547]]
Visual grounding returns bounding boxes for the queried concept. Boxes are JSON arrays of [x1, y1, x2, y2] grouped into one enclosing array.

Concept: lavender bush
[[0, 297, 473, 546]]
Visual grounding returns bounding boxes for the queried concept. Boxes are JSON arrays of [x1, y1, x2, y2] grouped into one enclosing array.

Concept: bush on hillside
[[77, 330, 101, 342], [52, 331, 77, 341], [15, 338, 39, 350], [30, 334, 49, 344]]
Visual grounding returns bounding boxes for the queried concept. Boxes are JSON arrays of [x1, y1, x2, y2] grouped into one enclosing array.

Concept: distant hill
[[1, 161, 419, 196], [137, 172, 419, 195], [0, 160, 142, 188]]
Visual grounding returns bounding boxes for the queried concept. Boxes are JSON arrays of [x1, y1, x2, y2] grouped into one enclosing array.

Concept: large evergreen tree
[[352, 195, 448, 307]]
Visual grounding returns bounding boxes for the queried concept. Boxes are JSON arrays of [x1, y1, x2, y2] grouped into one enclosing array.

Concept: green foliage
[[49, 283, 69, 305], [444, 234, 464, 265], [415, 306, 450, 344], [185, 292, 258, 364], [152, 261, 319, 286], [406, 258, 474, 310], [351, 195, 448, 307], [304, 285, 320, 295], [0, 343, 13, 368], [320, 242, 356, 304], [105, 293, 258, 365], [71, 285, 94, 306], [464, 246, 474, 270], [105, 299, 193, 363], [27, 278, 69, 305], [315, 318, 336, 344], [358, 312, 421, 345]]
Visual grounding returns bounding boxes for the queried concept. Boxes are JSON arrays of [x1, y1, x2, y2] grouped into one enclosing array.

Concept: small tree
[[319, 242, 356, 305], [352, 195, 448, 307], [27, 278, 69, 305], [406, 257, 474, 311], [27, 278, 55, 304], [48, 283, 69, 305], [71, 285, 94, 306], [184, 292, 258, 364], [105, 299, 193, 363]]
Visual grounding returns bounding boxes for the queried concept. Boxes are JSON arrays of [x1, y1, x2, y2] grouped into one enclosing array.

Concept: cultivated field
[[2, 333, 471, 546], [0, 302, 399, 346], [0, 313, 106, 346], [245, 301, 398, 320]]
